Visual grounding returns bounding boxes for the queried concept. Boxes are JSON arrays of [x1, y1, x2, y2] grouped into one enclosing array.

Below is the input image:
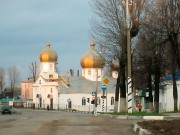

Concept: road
[[0, 109, 138, 135]]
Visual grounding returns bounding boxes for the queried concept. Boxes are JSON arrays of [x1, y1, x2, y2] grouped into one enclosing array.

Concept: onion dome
[[40, 41, 58, 62], [80, 41, 105, 68]]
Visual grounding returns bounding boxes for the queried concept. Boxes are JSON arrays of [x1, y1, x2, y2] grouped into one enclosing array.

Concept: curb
[[132, 116, 180, 135], [133, 123, 151, 135], [100, 114, 180, 135]]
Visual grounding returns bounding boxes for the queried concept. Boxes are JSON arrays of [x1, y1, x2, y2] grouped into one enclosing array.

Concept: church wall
[[159, 88, 167, 112], [59, 93, 115, 112], [40, 72, 58, 80], [166, 85, 174, 111], [40, 62, 57, 73], [33, 83, 59, 109], [82, 68, 102, 81], [160, 81, 180, 112]]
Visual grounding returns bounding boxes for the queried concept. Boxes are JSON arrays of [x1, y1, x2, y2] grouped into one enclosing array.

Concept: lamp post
[[94, 69, 98, 116], [126, 0, 132, 113]]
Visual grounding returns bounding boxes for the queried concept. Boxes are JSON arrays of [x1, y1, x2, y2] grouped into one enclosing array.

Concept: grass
[[163, 111, 180, 113], [100, 111, 163, 116]]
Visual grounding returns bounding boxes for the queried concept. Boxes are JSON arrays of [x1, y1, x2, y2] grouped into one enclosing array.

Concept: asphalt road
[[0, 109, 138, 135]]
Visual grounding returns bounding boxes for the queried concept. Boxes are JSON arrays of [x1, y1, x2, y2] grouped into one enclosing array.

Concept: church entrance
[[47, 94, 53, 110], [50, 98, 53, 109], [39, 97, 42, 108], [36, 94, 42, 108], [68, 101, 72, 109]]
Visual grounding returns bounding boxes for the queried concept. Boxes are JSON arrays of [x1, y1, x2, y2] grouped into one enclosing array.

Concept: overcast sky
[[0, 0, 94, 80]]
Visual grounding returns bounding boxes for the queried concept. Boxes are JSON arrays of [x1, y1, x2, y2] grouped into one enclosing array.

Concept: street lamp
[[94, 69, 98, 116]]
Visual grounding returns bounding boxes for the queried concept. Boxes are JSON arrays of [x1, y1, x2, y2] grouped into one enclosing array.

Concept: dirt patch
[[137, 120, 180, 135], [34, 119, 69, 135]]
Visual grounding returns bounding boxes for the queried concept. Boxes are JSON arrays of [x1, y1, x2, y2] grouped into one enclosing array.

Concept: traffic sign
[[101, 96, 106, 99], [103, 77, 110, 85], [102, 84, 107, 91], [92, 92, 96, 96]]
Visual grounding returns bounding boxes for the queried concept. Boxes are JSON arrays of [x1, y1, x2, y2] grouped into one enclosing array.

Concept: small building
[[159, 79, 180, 112], [2, 87, 21, 98], [21, 79, 33, 101]]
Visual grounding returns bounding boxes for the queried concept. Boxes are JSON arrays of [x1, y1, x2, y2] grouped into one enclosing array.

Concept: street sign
[[92, 92, 96, 96], [102, 84, 107, 91], [101, 96, 106, 99], [146, 92, 149, 97], [67, 99, 71, 102], [103, 77, 110, 85]]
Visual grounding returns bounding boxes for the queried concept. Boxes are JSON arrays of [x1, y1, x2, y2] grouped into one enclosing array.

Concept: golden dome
[[80, 41, 104, 68], [40, 41, 58, 62]]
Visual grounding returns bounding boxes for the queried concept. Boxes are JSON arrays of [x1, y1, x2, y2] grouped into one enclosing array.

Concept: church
[[21, 41, 116, 112]]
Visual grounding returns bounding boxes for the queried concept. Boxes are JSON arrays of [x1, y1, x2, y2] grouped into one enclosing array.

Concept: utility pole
[[126, 0, 132, 113], [94, 69, 98, 115]]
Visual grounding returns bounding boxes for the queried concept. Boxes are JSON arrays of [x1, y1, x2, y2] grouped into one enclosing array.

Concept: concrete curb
[[99, 114, 180, 135], [133, 123, 151, 135], [132, 116, 180, 135], [112, 115, 180, 120]]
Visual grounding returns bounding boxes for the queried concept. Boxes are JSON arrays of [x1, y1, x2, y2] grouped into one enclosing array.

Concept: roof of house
[[161, 70, 180, 81], [59, 76, 117, 94]]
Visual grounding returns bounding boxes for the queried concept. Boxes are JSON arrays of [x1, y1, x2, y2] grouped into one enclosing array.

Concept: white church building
[[25, 41, 117, 112], [33, 42, 59, 109]]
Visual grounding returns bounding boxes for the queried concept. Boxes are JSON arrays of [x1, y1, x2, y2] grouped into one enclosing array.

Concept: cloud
[[0, 0, 93, 80]]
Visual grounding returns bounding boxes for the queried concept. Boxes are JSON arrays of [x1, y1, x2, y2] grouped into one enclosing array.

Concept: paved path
[[0, 109, 138, 135]]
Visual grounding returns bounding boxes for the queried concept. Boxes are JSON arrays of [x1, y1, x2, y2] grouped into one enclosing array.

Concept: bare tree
[[29, 62, 38, 82], [133, 32, 157, 112], [90, 0, 146, 112], [8, 66, 20, 98], [0, 67, 6, 95], [145, 0, 180, 112]]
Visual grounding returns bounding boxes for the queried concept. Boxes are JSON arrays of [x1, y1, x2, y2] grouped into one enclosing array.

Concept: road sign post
[[102, 77, 110, 113], [103, 77, 110, 85]]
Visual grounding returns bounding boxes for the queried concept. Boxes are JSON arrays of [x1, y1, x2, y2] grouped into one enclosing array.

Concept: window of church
[[50, 64, 53, 70], [88, 69, 91, 75], [51, 88, 52, 93], [49, 74, 53, 78], [39, 80, 41, 84], [82, 97, 86, 105], [111, 97, 115, 105]]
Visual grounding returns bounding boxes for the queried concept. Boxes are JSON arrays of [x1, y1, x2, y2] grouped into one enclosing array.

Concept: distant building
[[137, 71, 180, 112], [159, 72, 180, 112], [21, 78, 34, 104], [2, 87, 21, 98]]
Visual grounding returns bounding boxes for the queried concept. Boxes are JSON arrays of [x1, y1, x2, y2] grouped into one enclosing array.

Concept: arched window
[[111, 97, 115, 105], [49, 74, 53, 78], [88, 69, 91, 75], [39, 80, 41, 84], [82, 97, 86, 105], [51, 88, 52, 93]]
